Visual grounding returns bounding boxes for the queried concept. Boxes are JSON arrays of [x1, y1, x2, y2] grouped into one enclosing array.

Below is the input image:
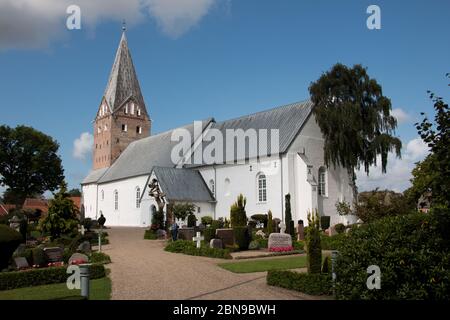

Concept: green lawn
[[219, 256, 307, 273], [0, 277, 111, 300]]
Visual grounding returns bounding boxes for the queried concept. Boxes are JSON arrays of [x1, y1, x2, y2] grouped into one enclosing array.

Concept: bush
[[31, 248, 46, 267], [90, 252, 111, 264], [321, 256, 331, 274], [0, 225, 23, 270], [334, 223, 346, 234], [335, 208, 450, 300], [233, 226, 250, 250], [144, 229, 158, 240], [187, 214, 197, 227], [267, 210, 273, 234], [320, 233, 346, 250], [201, 216, 213, 226], [306, 210, 322, 274], [203, 227, 216, 243], [230, 194, 247, 227], [248, 240, 260, 250], [164, 240, 231, 259], [210, 219, 224, 229], [257, 238, 268, 248], [267, 270, 332, 296], [293, 240, 305, 251], [250, 214, 268, 227], [0, 263, 106, 290], [320, 216, 331, 230]]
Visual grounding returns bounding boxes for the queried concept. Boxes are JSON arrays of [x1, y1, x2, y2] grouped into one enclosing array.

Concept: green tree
[[306, 210, 322, 274], [38, 183, 79, 240], [172, 203, 196, 222], [412, 79, 450, 207], [284, 194, 294, 237], [0, 125, 64, 206], [309, 64, 402, 179], [230, 194, 247, 227], [267, 210, 273, 234], [68, 188, 81, 197]]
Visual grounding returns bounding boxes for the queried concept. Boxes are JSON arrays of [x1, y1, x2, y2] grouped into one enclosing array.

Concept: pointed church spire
[[103, 29, 146, 113]]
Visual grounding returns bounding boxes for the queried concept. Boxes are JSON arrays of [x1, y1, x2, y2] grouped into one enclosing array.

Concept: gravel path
[[104, 227, 317, 300]]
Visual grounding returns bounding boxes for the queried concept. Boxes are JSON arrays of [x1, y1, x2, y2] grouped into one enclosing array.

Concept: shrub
[[320, 216, 331, 230], [201, 216, 213, 226], [151, 209, 165, 229], [82, 218, 92, 231], [320, 233, 346, 250], [248, 240, 260, 250], [321, 256, 331, 274], [0, 264, 106, 290], [334, 223, 346, 234], [164, 240, 231, 259], [285, 194, 294, 236], [31, 248, 46, 267], [247, 220, 257, 229], [293, 240, 305, 251], [230, 194, 247, 227], [267, 210, 273, 234], [0, 225, 23, 270], [90, 252, 111, 264], [306, 210, 322, 274], [203, 227, 216, 243], [187, 213, 197, 227], [335, 208, 450, 300], [233, 226, 250, 250], [267, 270, 332, 296], [144, 229, 158, 240], [210, 219, 224, 229], [250, 214, 268, 227], [257, 238, 268, 248]]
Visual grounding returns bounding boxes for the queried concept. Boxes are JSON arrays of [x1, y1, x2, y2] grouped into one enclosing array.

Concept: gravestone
[[268, 233, 292, 250], [14, 244, 26, 257], [297, 220, 305, 240], [193, 232, 204, 249], [210, 238, 223, 249], [77, 241, 92, 254], [178, 227, 195, 241], [43, 247, 63, 263], [14, 257, 29, 270], [215, 228, 234, 247], [68, 253, 89, 265], [156, 229, 167, 239]]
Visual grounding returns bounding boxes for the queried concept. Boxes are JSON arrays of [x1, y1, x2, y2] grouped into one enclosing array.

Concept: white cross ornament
[[279, 222, 286, 234], [193, 231, 204, 249]]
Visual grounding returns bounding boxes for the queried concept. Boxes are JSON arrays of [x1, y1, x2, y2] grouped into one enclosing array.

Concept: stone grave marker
[[268, 222, 293, 251], [14, 257, 29, 270], [43, 247, 63, 263], [193, 232, 204, 249], [210, 238, 223, 249], [77, 241, 92, 254], [178, 227, 195, 241], [215, 228, 234, 247], [297, 220, 305, 240], [69, 253, 89, 265]]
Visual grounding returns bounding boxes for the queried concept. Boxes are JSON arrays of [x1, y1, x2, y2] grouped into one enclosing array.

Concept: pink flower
[[269, 246, 293, 252]]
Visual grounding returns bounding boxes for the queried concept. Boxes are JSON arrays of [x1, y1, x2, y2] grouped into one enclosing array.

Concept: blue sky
[[0, 0, 449, 195]]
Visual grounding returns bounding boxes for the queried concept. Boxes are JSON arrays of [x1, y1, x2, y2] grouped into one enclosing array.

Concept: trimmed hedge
[[320, 233, 346, 250], [144, 229, 158, 240], [0, 225, 23, 270], [165, 240, 232, 259], [0, 263, 106, 291], [233, 226, 251, 250], [267, 270, 332, 296], [89, 252, 111, 264], [203, 227, 216, 243], [335, 208, 450, 300]]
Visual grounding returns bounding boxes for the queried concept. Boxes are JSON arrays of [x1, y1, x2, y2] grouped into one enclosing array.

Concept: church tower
[[93, 30, 151, 170]]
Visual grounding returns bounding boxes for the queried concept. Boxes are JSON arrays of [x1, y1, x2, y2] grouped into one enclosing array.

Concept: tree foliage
[[230, 194, 247, 227], [172, 203, 196, 221], [306, 210, 322, 274], [38, 183, 79, 240], [0, 125, 64, 206], [309, 64, 402, 176]]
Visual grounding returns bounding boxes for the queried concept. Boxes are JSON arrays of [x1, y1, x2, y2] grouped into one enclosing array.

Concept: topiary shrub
[[210, 219, 224, 229], [230, 194, 247, 227], [335, 207, 450, 300], [320, 216, 331, 230], [233, 226, 251, 250], [267, 210, 273, 234], [201, 216, 213, 226], [250, 214, 268, 227], [306, 210, 322, 274], [334, 223, 346, 234], [203, 227, 216, 243], [187, 213, 197, 227], [0, 225, 23, 270]]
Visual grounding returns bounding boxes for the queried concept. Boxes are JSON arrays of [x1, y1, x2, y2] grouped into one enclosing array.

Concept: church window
[[130, 102, 135, 115], [136, 126, 142, 134], [209, 179, 215, 196], [122, 124, 127, 132], [137, 108, 141, 116], [318, 167, 327, 196], [114, 190, 119, 210], [101, 190, 104, 201], [98, 127, 101, 134], [124, 105, 128, 114], [136, 187, 141, 208], [224, 178, 231, 196], [257, 173, 267, 202]]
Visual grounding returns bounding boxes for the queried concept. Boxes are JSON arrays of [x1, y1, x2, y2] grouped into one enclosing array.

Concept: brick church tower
[[93, 30, 151, 170]]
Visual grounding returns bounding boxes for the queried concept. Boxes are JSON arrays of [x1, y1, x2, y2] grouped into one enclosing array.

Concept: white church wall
[[82, 183, 98, 220]]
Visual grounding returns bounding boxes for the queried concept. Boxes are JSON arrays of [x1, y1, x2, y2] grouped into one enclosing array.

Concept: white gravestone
[[268, 222, 292, 251], [193, 232, 204, 249]]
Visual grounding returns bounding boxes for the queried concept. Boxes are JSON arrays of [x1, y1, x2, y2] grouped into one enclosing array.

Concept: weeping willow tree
[[309, 64, 402, 182]]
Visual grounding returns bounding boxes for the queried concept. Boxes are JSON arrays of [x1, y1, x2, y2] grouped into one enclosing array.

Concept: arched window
[[257, 173, 267, 202], [209, 179, 215, 196], [224, 178, 230, 196], [318, 167, 327, 196], [114, 190, 118, 210], [101, 190, 104, 201], [136, 187, 141, 208]]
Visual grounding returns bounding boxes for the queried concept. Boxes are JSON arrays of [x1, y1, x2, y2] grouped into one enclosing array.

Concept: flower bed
[[269, 246, 294, 252]]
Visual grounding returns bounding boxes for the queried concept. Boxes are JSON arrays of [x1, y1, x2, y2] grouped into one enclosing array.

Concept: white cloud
[[73, 132, 94, 160], [356, 138, 430, 192], [391, 108, 411, 124], [0, 0, 218, 51], [145, 0, 215, 38]]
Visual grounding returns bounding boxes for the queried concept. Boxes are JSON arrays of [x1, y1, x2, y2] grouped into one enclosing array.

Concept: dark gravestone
[[297, 220, 305, 241], [273, 218, 281, 233], [215, 228, 234, 247], [210, 238, 223, 249], [43, 247, 63, 263], [178, 227, 195, 241], [68, 253, 89, 265], [77, 241, 92, 254], [156, 229, 167, 239], [14, 257, 29, 270]]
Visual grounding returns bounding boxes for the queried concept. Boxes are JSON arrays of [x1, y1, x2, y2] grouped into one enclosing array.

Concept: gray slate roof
[[93, 119, 213, 184], [152, 167, 215, 202], [103, 32, 145, 112], [82, 167, 109, 184]]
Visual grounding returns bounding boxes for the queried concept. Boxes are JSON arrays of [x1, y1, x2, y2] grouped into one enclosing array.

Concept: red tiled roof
[[70, 196, 81, 210], [23, 198, 48, 213]]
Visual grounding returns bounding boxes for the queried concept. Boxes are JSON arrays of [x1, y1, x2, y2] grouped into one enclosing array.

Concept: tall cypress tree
[[284, 194, 294, 236]]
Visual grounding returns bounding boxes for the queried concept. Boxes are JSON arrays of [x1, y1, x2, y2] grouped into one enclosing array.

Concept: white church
[[81, 31, 355, 228]]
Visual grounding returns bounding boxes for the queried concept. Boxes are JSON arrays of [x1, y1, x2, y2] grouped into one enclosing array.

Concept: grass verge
[[219, 256, 307, 273]]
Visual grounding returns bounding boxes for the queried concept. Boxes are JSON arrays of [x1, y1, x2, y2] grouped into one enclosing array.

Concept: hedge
[[335, 207, 450, 300], [165, 240, 232, 259], [203, 227, 216, 243], [144, 229, 158, 240], [0, 225, 23, 270], [89, 252, 111, 264], [0, 263, 106, 291], [267, 270, 332, 296], [320, 233, 346, 250]]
